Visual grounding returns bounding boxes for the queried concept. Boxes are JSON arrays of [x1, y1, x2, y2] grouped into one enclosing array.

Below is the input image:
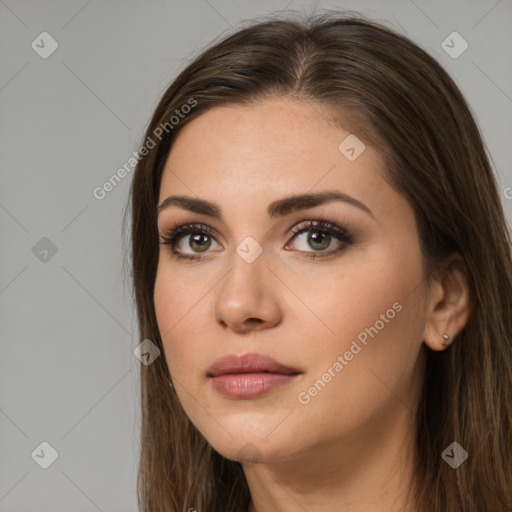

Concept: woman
[[125, 10, 512, 512]]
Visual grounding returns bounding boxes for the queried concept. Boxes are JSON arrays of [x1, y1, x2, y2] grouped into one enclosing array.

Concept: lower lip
[[210, 372, 298, 399]]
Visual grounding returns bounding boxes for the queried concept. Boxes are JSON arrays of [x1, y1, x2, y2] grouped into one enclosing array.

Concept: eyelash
[[158, 219, 354, 262]]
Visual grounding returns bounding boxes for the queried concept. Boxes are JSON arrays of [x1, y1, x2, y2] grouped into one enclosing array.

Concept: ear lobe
[[422, 252, 472, 351]]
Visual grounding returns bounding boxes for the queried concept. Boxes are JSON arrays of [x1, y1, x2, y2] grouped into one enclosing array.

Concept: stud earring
[[442, 334, 450, 346]]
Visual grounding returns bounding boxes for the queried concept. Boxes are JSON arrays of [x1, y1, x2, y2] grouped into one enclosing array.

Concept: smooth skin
[[154, 97, 471, 512]]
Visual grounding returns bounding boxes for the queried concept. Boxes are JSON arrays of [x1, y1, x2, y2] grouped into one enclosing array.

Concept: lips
[[207, 353, 301, 399], [207, 352, 300, 377]]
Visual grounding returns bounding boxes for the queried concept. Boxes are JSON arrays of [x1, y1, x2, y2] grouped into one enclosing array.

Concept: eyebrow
[[156, 190, 374, 220]]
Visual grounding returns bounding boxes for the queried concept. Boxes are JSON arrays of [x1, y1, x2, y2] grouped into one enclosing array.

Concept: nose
[[213, 247, 283, 333]]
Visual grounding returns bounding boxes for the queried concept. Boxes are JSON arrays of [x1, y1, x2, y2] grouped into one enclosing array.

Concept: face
[[154, 97, 429, 466]]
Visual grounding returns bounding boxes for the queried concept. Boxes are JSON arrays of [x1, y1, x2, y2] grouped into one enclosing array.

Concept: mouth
[[207, 353, 301, 399]]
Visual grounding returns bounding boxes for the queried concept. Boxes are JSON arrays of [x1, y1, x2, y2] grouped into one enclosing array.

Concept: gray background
[[0, 0, 511, 510]]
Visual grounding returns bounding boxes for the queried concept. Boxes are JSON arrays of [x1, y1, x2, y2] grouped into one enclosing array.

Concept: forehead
[[167, 97, 360, 156], [159, 97, 386, 202]]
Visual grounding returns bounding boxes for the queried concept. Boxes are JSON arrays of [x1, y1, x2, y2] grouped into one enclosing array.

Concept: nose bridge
[[221, 237, 268, 302], [213, 237, 281, 330]]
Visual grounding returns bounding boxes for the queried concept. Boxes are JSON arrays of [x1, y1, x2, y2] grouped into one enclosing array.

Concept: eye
[[284, 219, 354, 259], [159, 223, 221, 260], [159, 219, 354, 261]]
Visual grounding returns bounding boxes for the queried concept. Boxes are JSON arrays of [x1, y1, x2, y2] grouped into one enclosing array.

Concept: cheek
[[153, 264, 212, 379], [293, 246, 424, 348], [285, 275, 426, 453], [302, 248, 426, 392], [290, 244, 427, 396]]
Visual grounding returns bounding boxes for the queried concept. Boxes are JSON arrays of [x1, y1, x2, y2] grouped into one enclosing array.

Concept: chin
[[193, 413, 297, 464], [211, 436, 284, 465]]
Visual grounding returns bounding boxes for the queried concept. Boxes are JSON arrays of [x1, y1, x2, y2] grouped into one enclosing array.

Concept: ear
[[423, 252, 472, 351]]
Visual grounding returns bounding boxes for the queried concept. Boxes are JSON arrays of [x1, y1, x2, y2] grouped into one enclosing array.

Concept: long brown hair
[[124, 10, 512, 512]]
